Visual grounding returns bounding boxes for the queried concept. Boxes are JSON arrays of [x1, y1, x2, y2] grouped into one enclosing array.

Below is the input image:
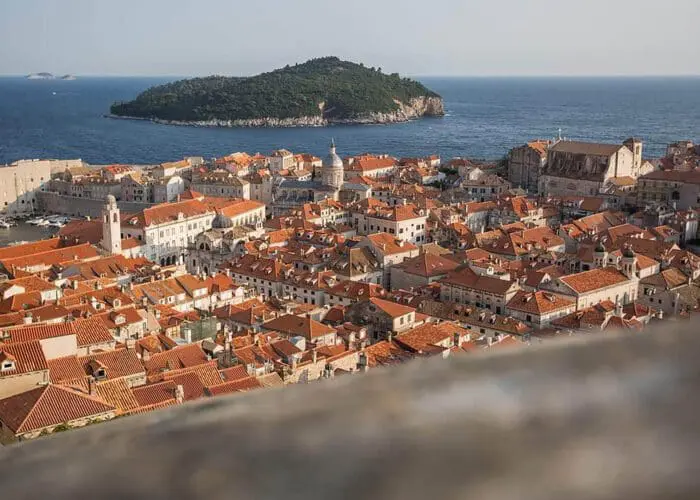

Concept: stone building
[[152, 176, 185, 203], [539, 139, 642, 197], [0, 159, 55, 214], [637, 170, 700, 209], [508, 140, 550, 193], [439, 267, 520, 314], [268, 149, 295, 173], [541, 261, 639, 310], [192, 171, 251, 200]]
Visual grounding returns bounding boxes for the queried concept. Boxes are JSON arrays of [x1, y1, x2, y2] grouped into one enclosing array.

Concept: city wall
[[36, 192, 155, 218]]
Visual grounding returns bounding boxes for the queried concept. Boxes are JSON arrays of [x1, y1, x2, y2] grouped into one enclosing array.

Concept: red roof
[[0, 385, 114, 434], [206, 376, 263, 396], [262, 314, 336, 340], [0, 340, 48, 376], [560, 267, 630, 294], [507, 291, 575, 315], [143, 344, 210, 378], [132, 381, 177, 407]]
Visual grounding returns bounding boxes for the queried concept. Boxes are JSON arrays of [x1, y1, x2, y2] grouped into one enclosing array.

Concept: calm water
[[0, 222, 58, 248], [0, 76, 699, 164]]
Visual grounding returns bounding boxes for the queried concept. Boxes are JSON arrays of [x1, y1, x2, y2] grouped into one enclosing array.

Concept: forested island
[[109, 57, 444, 127]]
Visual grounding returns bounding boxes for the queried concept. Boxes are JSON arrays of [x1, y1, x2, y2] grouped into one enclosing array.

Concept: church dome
[[324, 139, 343, 169]]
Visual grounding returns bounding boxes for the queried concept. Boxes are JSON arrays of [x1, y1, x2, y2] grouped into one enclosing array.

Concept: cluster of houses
[[0, 135, 698, 443]]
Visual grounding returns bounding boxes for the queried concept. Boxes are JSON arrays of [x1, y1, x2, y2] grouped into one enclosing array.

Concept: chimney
[[175, 384, 184, 404], [88, 376, 97, 396], [357, 351, 369, 372], [23, 313, 33, 325], [312, 349, 317, 364], [221, 339, 232, 367], [615, 302, 623, 317], [72, 280, 79, 290], [453, 331, 463, 347], [290, 355, 298, 370], [142, 349, 151, 362], [125, 338, 136, 350], [486, 336, 493, 347]]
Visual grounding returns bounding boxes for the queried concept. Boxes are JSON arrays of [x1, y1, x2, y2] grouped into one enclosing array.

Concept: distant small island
[[109, 57, 444, 127], [26, 73, 77, 80]]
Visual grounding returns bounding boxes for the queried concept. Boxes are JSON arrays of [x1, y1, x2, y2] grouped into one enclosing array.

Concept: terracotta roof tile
[[95, 378, 140, 415], [47, 355, 85, 383], [0, 340, 47, 376], [395, 321, 468, 353], [507, 291, 575, 315], [79, 348, 145, 380], [143, 344, 210, 378], [0, 385, 114, 434], [262, 314, 336, 340], [205, 376, 263, 396], [132, 381, 178, 407], [368, 297, 416, 318], [396, 253, 458, 278], [559, 267, 630, 294], [219, 365, 249, 382], [441, 267, 517, 295]]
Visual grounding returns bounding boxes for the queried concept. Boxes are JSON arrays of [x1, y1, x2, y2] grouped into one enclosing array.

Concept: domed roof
[[324, 139, 343, 169]]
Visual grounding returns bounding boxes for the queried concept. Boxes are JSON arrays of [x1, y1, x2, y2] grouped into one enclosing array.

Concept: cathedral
[[270, 140, 368, 216]]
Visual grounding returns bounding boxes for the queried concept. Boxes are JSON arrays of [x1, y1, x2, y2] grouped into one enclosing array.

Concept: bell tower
[[101, 195, 122, 255]]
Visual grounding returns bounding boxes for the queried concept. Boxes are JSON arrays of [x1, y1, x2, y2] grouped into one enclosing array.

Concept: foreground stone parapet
[[1, 326, 700, 499]]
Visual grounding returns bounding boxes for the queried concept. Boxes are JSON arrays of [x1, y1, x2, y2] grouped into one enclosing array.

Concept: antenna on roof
[[557, 128, 562, 142]]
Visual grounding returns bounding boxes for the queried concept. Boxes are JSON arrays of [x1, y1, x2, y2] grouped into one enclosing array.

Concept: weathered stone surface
[[2, 326, 700, 499]]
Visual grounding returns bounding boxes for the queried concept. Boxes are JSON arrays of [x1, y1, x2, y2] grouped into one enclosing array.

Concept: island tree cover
[[110, 57, 441, 122]]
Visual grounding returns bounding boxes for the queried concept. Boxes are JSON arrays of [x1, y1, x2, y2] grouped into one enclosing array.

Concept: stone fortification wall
[[36, 191, 155, 218]]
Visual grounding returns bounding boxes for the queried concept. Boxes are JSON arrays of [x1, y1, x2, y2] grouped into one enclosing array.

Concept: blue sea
[[0, 76, 698, 164]]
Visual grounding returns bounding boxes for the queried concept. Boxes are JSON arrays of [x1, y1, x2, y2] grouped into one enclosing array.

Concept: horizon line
[[2, 73, 700, 79]]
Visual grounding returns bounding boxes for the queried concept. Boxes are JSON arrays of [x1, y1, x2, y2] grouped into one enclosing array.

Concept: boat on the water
[[48, 217, 68, 228]]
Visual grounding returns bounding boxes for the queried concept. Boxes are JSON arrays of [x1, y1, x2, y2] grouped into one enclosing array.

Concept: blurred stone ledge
[[1, 324, 700, 500]]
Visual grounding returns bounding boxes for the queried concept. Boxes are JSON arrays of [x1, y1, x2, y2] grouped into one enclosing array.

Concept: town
[[0, 135, 697, 443]]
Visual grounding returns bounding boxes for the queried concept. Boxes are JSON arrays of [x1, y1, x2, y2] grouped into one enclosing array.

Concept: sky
[[1, 0, 699, 77]]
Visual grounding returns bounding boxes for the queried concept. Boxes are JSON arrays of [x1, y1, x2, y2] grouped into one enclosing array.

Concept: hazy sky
[[1, 0, 699, 77]]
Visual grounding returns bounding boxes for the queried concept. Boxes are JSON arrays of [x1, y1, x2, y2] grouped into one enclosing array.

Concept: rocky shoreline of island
[[107, 96, 445, 128]]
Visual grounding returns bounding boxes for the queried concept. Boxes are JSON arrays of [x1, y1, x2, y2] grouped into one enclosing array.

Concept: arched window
[[672, 191, 681, 201], [113, 213, 118, 223]]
